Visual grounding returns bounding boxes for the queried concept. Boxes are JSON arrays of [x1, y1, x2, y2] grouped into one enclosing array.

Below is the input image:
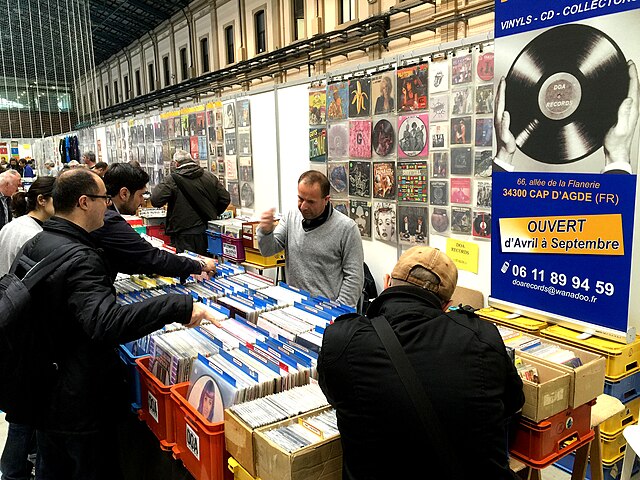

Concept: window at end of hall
[[338, 0, 356, 24], [201, 37, 210, 73], [293, 0, 304, 40], [255, 10, 266, 54], [180, 47, 188, 81], [225, 25, 235, 65]]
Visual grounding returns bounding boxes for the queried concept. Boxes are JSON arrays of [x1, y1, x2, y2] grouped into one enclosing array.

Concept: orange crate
[[170, 383, 232, 480], [510, 402, 595, 468], [135, 356, 179, 450]]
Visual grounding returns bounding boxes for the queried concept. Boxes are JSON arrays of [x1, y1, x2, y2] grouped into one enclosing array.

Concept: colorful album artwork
[[430, 180, 448, 206], [476, 51, 494, 82], [451, 177, 472, 205], [430, 207, 450, 235], [451, 86, 474, 115], [327, 82, 349, 121], [348, 78, 371, 117], [328, 162, 348, 198], [432, 152, 449, 178], [431, 123, 448, 149], [475, 84, 494, 114], [372, 162, 396, 200], [333, 199, 349, 216], [372, 119, 396, 157], [476, 181, 492, 209], [397, 63, 429, 112], [398, 114, 429, 158], [372, 73, 396, 115], [237, 99, 251, 127], [451, 206, 472, 235], [397, 161, 428, 203], [327, 123, 349, 158], [190, 137, 199, 159], [309, 128, 327, 162], [475, 118, 493, 147], [348, 161, 372, 198], [223, 102, 236, 129], [473, 211, 491, 238], [474, 150, 493, 177], [430, 94, 449, 122], [309, 89, 326, 125], [429, 60, 449, 93], [373, 201, 397, 243], [398, 205, 428, 245], [350, 200, 372, 238], [349, 120, 372, 159], [198, 136, 208, 160], [452, 54, 473, 85], [451, 116, 472, 145]]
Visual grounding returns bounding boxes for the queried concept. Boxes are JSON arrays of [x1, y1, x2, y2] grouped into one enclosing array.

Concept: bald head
[[0, 170, 21, 196]]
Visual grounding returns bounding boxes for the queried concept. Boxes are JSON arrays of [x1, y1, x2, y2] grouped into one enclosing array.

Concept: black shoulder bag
[[171, 173, 215, 224]]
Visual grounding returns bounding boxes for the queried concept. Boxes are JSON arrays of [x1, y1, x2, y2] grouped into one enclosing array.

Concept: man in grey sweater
[[257, 170, 364, 308]]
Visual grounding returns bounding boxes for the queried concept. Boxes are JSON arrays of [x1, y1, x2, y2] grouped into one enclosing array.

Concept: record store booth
[[1, 1, 640, 480]]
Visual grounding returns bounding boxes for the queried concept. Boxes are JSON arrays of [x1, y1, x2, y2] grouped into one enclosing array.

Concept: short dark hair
[[11, 176, 56, 216], [94, 161, 108, 170], [83, 151, 96, 164], [53, 169, 100, 214], [104, 162, 149, 196], [299, 170, 330, 197]]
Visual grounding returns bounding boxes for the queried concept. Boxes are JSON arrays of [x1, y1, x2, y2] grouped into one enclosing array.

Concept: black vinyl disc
[[505, 24, 628, 164]]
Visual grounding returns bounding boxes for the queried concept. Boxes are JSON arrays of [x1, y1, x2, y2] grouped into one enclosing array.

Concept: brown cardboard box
[[519, 357, 571, 422], [254, 408, 342, 480], [518, 338, 605, 408]]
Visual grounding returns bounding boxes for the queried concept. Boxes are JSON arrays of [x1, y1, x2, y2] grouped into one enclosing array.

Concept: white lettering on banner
[[148, 392, 159, 423], [186, 423, 200, 461]]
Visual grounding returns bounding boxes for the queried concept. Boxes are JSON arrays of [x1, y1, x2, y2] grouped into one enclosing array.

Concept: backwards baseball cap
[[390, 246, 458, 302]]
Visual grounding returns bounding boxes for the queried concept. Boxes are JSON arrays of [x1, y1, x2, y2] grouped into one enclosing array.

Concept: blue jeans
[[0, 423, 36, 480]]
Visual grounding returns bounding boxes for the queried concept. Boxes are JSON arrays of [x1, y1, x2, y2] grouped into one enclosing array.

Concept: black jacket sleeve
[[91, 210, 201, 281]]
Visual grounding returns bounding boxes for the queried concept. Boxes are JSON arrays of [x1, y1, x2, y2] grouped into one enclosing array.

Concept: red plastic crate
[[510, 401, 595, 468], [146, 224, 171, 245], [135, 356, 179, 450], [170, 383, 232, 480], [221, 234, 245, 262]]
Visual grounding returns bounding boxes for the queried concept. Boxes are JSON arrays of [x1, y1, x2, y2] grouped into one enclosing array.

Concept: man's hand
[[186, 302, 222, 328], [259, 208, 277, 234], [604, 60, 639, 168], [200, 257, 217, 274], [494, 76, 517, 165]]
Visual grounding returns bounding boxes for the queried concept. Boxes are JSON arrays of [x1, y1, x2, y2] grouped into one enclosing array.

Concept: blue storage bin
[[554, 450, 639, 480], [118, 343, 149, 412], [207, 230, 223, 256], [605, 370, 640, 403]]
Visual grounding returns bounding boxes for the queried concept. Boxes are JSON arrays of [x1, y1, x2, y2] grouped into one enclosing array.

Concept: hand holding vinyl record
[[494, 76, 518, 168]]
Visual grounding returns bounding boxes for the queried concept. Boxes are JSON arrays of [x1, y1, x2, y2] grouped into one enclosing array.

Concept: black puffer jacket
[[318, 285, 524, 480], [150, 163, 230, 235], [16, 216, 193, 432]]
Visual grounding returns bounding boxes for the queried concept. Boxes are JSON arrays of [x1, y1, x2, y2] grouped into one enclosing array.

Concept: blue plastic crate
[[605, 370, 640, 403], [118, 342, 149, 412], [207, 230, 223, 256], [554, 450, 640, 480]]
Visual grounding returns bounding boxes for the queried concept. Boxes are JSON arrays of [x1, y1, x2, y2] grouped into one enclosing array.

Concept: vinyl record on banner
[[505, 24, 629, 164]]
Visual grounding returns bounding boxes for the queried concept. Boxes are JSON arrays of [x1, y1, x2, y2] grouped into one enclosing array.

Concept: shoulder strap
[[20, 243, 89, 290], [370, 315, 461, 479], [171, 173, 211, 223]]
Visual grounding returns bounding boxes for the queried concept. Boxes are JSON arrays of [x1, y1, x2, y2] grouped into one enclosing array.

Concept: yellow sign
[[446, 238, 479, 274], [499, 214, 623, 255]]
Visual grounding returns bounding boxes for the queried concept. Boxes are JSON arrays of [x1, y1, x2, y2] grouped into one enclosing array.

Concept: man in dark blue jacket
[[91, 162, 216, 282], [318, 246, 524, 480]]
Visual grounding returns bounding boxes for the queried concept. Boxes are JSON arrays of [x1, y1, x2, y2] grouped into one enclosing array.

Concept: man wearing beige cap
[[318, 246, 524, 480]]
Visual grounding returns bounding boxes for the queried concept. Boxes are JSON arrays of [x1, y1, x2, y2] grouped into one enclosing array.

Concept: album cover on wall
[[349, 120, 372, 158], [398, 114, 429, 158], [432, 152, 449, 178], [328, 161, 348, 197], [476, 50, 494, 83], [431, 123, 448, 149], [475, 118, 493, 147], [309, 128, 327, 162], [372, 72, 396, 115], [239, 157, 253, 182], [350, 200, 372, 238], [430, 180, 448, 206], [397, 63, 428, 112], [190, 137, 199, 159], [237, 128, 252, 155], [224, 131, 237, 156], [198, 136, 208, 160], [474, 150, 493, 177], [473, 211, 491, 238], [429, 60, 449, 93], [451, 147, 472, 175], [240, 181, 254, 208], [237, 99, 251, 128], [228, 181, 240, 206], [372, 162, 396, 199], [451, 177, 472, 205], [373, 201, 397, 243], [451, 116, 472, 145], [223, 102, 236, 129], [451, 86, 473, 115], [167, 118, 176, 139], [327, 82, 349, 121], [333, 199, 349, 216], [475, 84, 494, 114], [452, 54, 473, 85], [430, 94, 449, 122], [397, 160, 428, 203], [225, 156, 238, 181], [207, 110, 215, 139], [398, 205, 428, 245], [327, 123, 349, 158], [349, 78, 371, 117], [372, 118, 396, 158], [348, 161, 371, 198], [430, 207, 450, 235], [476, 180, 492, 209], [196, 112, 206, 136], [309, 89, 326, 125], [451, 206, 472, 235]]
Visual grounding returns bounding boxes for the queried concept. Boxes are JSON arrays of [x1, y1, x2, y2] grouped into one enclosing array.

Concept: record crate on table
[[118, 342, 149, 412], [207, 230, 223, 257], [477, 307, 548, 334]]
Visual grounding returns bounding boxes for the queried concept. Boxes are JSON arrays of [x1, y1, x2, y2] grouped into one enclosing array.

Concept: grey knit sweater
[[257, 208, 364, 308]]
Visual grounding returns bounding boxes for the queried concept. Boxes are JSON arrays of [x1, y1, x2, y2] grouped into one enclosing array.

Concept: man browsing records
[[257, 170, 364, 308]]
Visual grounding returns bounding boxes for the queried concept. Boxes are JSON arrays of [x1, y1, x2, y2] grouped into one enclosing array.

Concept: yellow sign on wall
[[446, 238, 479, 274]]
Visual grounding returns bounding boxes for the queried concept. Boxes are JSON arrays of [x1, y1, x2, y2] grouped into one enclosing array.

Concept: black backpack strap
[[171, 173, 212, 224], [370, 315, 461, 479], [20, 243, 89, 290]]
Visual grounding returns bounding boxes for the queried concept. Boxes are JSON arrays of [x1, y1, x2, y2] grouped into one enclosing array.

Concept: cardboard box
[[254, 408, 342, 480], [518, 338, 605, 408], [519, 357, 571, 422]]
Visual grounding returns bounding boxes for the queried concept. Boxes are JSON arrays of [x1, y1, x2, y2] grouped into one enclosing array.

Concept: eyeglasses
[[83, 194, 112, 206]]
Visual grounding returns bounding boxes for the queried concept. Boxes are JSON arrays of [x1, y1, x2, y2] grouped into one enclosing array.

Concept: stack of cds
[[262, 409, 338, 453], [519, 339, 583, 368]]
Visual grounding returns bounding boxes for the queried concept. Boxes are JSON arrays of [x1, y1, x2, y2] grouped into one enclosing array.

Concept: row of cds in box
[[263, 409, 339, 453]]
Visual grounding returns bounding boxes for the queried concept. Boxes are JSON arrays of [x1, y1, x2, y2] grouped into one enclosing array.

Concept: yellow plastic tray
[[601, 431, 627, 464], [228, 457, 258, 480], [600, 397, 640, 437], [477, 307, 548, 333], [541, 325, 640, 380]]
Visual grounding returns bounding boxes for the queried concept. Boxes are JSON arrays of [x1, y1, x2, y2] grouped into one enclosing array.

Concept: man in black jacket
[[318, 246, 524, 480], [151, 150, 230, 254], [91, 162, 216, 282], [14, 169, 219, 480]]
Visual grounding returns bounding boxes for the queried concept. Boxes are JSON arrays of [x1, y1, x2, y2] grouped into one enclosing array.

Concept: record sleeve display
[[451, 116, 472, 145], [429, 94, 449, 122], [450, 177, 472, 205], [372, 162, 395, 199], [474, 150, 492, 177], [432, 152, 449, 178], [228, 181, 240, 206], [327, 123, 349, 158], [475, 85, 494, 114], [475, 118, 493, 147], [327, 82, 349, 121], [309, 128, 327, 162], [332, 199, 349, 216], [451, 86, 473, 115], [328, 162, 348, 197], [350, 200, 372, 238], [348, 78, 371, 117], [430, 207, 450, 234], [349, 120, 372, 159], [372, 119, 396, 157], [373, 201, 397, 243], [237, 128, 252, 155], [429, 180, 448, 206], [398, 114, 429, 158], [476, 180, 492, 209], [472, 211, 491, 238], [397, 63, 428, 112], [223, 102, 236, 129], [309, 89, 326, 125], [372, 73, 396, 115], [431, 123, 448, 149], [237, 99, 251, 128], [348, 161, 371, 197], [429, 59, 449, 94], [397, 161, 428, 203], [398, 205, 428, 245], [451, 147, 472, 175], [452, 54, 473, 85], [476, 51, 494, 82], [239, 157, 253, 182], [451, 206, 472, 235], [225, 131, 236, 156], [240, 182, 254, 208]]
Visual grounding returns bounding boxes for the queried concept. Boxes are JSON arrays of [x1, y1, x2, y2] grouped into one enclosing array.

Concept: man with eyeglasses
[[91, 162, 216, 282], [12, 169, 220, 480]]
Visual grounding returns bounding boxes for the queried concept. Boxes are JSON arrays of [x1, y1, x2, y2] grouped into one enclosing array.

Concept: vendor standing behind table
[[257, 170, 364, 308]]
